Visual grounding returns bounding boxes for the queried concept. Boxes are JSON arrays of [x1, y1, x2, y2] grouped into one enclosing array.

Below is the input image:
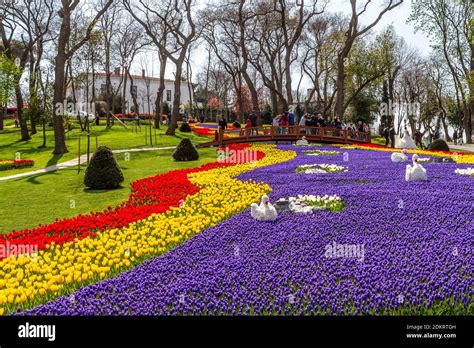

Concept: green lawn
[[0, 121, 209, 178], [0, 147, 217, 233], [371, 136, 387, 146]]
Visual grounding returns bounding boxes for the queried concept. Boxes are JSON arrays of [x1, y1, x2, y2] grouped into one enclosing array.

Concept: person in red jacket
[[245, 119, 252, 136], [280, 112, 289, 134]]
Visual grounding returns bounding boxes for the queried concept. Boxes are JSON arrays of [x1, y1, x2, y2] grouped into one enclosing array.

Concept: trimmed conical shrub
[[179, 122, 192, 132], [173, 138, 199, 161], [429, 139, 450, 151], [84, 146, 124, 189]]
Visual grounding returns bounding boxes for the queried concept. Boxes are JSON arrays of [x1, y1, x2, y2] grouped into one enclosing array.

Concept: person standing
[[272, 114, 281, 134], [453, 129, 458, 145], [288, 111, 295, 134], [249, 110, 257, 135], [299, 113, 307, 134], [382, 127, 389, 146], [280, 112, 289, 134], [218, 117, 227, 130], [414, 130, 423, 149], [389, 125, 396, 148]]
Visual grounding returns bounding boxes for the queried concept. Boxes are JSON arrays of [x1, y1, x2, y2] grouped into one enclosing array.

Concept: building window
[[166, 90, 172, 102], [131, 85, 138, 98]]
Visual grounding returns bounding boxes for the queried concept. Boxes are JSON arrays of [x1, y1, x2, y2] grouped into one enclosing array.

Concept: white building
[[70, 70, 193, 115]]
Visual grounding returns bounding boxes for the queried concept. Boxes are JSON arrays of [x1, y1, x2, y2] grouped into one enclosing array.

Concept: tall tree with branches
[[52, 0, 113, 154]]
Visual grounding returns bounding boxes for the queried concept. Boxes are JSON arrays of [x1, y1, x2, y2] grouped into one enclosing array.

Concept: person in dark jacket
[[382, 127, 389, 146], [389, 125, 396, 148], [218, 117, 227, 130], [249, 110, 257, 135]]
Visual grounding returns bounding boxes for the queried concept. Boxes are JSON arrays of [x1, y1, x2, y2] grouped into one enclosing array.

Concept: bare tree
[[409, 0, 471, 142], [124, 0, 196, 135], [334, 0, 403, 118], [0, 0, 54, 141], [52, 0, 113, 154]]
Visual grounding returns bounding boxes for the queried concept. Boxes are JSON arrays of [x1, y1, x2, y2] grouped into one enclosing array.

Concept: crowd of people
[[382, 125, 446, 149], [215, 111, 370, 140], [296, 113, 369, 136]]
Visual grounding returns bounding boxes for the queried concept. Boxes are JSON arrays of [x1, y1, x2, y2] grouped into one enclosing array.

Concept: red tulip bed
[[189, 123, 236, 138], [0, 144, 264, 258], [0, 160, 34, 171]]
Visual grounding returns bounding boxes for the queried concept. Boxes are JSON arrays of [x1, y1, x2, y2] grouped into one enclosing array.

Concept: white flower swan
[[391, 149, 408, 163], [405, 154, 427, 182], [250, 195, 278, 221]]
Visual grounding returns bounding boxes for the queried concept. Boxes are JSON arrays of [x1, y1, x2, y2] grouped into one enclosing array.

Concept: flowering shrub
[[295, 163, 348, 174], [0, 160, 34, 171]]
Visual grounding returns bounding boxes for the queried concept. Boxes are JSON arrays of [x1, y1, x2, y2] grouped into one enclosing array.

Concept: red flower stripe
[[0, 144, 263, 257]]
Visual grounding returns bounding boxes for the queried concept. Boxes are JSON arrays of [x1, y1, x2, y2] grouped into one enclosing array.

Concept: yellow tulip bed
[[0, 144, 296, 315]]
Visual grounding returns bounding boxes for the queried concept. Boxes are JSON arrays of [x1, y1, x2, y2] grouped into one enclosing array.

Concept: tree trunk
[[128, 70, 139, 114], [285, 52, 293, 107], [166, 61, 184, 135], [122, 70, 128, 115], [334, 56, 346, 118], [15, 83, 30, 141], [270, 89, 278, 117], [0, 104, 5, 130], [52, 10, 70, 154], [440, 113, 451, 141]]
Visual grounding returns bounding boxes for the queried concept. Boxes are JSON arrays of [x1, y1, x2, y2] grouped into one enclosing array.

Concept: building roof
[[91, 72, 181, 84]]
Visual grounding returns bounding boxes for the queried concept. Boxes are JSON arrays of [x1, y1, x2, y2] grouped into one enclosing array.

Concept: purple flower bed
[[196, 123, 218, 129], [23, 146, 473, 315]]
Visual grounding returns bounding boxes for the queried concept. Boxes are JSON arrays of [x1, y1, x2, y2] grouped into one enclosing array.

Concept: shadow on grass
[[83, 186, 127, 194], [20, 170, 61, 185], [46, 153, 65, 167]]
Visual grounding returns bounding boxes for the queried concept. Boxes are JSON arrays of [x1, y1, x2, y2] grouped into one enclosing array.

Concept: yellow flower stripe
[[0, 144, 296, 315], [335, 144, 474, 164]]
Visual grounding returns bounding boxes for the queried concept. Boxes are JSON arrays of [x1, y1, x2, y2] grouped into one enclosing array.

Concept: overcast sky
[[131, 0, 432, 89]]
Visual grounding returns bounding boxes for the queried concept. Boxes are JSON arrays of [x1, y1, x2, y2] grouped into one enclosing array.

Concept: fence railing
[[215, 125, 371, 146]]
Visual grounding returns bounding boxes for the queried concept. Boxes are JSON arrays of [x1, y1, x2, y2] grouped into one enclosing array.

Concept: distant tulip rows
[[0, 160, 34, 171], [189, 123, 237, 138], [346, 143, 474, 164], [23, 144, 472, 315], [0, 144, 297, 315]]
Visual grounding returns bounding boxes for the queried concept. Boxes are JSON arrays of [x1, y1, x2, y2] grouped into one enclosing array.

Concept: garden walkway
[[0, 146, 176, 182]]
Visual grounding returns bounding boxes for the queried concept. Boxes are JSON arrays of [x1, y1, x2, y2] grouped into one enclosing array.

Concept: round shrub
[[429, 139, 450, 152], [179, 122, 192, 132], [84, 146, 124, 189], [173, 138, 199, 161]]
